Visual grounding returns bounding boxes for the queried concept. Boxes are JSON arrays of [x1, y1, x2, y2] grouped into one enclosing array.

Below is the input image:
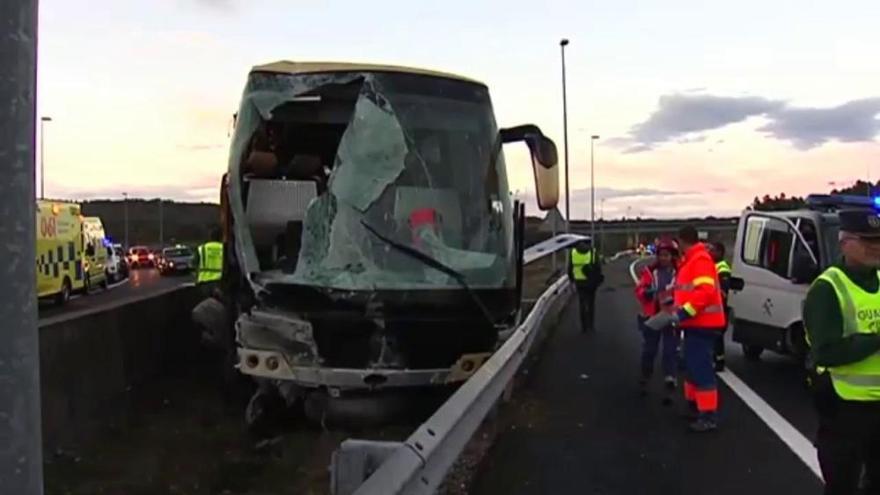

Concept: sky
[[36, 0, 880, 219]]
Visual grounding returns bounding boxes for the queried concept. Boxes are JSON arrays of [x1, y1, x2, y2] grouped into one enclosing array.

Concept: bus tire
[[56, 277, 71, 306]]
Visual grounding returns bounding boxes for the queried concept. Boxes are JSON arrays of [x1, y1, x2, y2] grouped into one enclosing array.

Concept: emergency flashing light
[[806, 194, 877, 211]]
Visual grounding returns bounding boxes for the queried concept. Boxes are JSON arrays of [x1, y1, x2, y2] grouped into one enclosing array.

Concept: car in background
[[127, 245, 155, 268], [106, 244, 128, 282], [157, 245, 195, 276], [105, 245, 122, 283], [113, 245, 130, 279]]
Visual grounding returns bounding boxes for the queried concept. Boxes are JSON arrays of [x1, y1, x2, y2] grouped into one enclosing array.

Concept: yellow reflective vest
[[571, 248, 594, 281], [715, 260, 731, 276], [809, 267, 880, 401], [197, 241, 223, 284]]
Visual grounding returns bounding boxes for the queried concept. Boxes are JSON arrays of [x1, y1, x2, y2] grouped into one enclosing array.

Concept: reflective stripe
[[683, 302, 697, 316], [677, 281, 715, 290], [716, 260, 731, 275], [702, 304, 724, 314], [832, 373, 880, 387]]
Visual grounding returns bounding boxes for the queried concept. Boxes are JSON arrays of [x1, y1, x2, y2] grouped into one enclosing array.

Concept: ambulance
[[82, 216, 110, 291], [36, 201, 109, 305]]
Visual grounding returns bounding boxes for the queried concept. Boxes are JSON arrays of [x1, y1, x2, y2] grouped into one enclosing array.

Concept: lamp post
[[626, 206, 634, 248], [158, 199, 164, 247], [40, 116, 52, 199], [560, 38, 570, 232], [1, 0, 44, 492], [123, 192, 129, 249], [590, 135, 599, 245]]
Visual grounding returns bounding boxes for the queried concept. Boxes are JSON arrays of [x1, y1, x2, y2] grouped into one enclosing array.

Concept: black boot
[[662, 376, 676, 406], [714, 355, 726, 372]]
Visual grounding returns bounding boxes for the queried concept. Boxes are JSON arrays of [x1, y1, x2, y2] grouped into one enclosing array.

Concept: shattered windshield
[[229, 71, 514, 291]]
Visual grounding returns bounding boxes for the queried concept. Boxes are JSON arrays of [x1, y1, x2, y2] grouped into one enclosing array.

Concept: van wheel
[[786, 324, 809, 364], [743, 344, 763, 361], [56, 277, 72, 306]]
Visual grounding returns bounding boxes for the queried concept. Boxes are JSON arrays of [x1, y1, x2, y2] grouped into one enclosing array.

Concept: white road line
[[626, 258, 822, 480], [107, 277, 130, 290], [717, 370, 822, 478]]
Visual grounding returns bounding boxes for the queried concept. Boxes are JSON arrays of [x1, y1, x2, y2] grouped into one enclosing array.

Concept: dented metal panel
[[236, 309, 317, 363]]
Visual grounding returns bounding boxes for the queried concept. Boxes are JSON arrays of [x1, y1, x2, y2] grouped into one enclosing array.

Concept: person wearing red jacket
[[634, 239, 680, 403], [645, 226, 726, 432]]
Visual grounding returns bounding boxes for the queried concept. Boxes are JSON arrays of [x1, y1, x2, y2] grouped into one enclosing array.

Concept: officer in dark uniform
[[803, 209, 880, 494]]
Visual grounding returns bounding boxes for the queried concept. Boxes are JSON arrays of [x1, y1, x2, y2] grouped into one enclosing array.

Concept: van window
[[793, 218, 819, 265], [742, 217, 766, 264], [742, 216, 794, 278]]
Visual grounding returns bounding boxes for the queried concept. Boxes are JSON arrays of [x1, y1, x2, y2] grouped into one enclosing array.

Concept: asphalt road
[[38, 267, 191, 323], [471, 258, 823, 495]]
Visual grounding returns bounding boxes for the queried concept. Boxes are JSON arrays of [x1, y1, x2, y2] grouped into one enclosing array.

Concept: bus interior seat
[[243, 150, 279, 178], [283, 154, 328, 192], [245, 179, 317, 268]]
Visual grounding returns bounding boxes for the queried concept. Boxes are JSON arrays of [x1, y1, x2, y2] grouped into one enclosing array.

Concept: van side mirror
[[500, 125, 559, 211], [791, 252, 820, 284], [729, 277, 745, 291]]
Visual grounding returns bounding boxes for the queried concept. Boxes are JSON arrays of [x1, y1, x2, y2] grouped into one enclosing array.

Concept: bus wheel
[[56, 277, 71, 306]]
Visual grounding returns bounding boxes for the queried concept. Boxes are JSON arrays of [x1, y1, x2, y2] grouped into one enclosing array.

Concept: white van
[[728, 195, 847, 361]]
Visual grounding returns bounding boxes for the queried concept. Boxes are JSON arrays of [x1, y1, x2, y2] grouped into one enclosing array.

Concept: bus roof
[[250, 60, 484, 86]]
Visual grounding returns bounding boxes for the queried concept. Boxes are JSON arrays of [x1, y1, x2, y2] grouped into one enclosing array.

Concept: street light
[[560, 38, 570, 232], [40, 116, 52, 199], [158, 199, 164, 247], [590, 135, 600, 245], [123, 192, 129, 249]]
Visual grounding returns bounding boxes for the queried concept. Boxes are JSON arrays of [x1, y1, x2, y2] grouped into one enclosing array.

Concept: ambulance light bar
[[805, 194, 878, 211]]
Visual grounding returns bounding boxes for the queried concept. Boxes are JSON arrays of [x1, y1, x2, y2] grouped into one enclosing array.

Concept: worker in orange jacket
[[634, 238, 680, 402], [645, 226, 726, 432]]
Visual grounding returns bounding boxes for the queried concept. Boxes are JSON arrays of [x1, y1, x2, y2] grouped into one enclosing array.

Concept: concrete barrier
[[39, 285, 203, 448]]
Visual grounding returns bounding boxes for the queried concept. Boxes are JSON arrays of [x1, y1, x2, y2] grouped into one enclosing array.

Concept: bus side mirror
[[500, 125, 559, 211], [530, 147, 559, 211]]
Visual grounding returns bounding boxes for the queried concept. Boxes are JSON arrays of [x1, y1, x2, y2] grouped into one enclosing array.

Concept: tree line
[[750, 180, 877, 211]]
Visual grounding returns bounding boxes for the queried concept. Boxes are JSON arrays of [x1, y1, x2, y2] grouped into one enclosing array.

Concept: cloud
[[515, 186, 696, 205], [615, 93, 880, 152], [758, 98, 880, 150], [617, 93, 783, 152]]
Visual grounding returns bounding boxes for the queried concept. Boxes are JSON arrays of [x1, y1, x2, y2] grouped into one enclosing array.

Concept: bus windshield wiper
[[360, 220, 497, 327]]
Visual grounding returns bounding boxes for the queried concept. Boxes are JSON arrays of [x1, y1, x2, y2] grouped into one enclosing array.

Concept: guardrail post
[[0, 0, 44, 493], [331, 440, 404, 495]]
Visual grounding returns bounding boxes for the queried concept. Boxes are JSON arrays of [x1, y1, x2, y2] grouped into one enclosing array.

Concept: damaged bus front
[[196, 61, 559, 424]]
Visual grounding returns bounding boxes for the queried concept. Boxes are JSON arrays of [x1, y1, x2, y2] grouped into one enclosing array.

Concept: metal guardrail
[[330, 274, 573, 495]]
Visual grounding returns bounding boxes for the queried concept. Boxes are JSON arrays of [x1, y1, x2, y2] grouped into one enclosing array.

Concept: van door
[[730, 212, 817, 351]]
